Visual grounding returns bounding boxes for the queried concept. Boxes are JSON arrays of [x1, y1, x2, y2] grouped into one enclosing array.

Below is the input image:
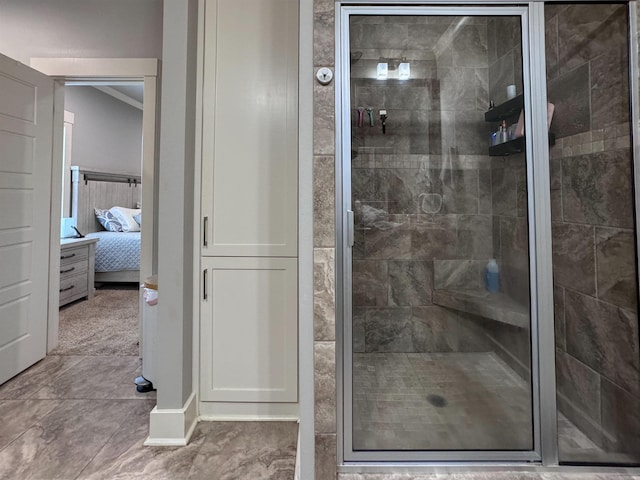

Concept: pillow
[[109, 206, 141, 232], [95, 208, 123, 232], [133, 212, 142, 226]]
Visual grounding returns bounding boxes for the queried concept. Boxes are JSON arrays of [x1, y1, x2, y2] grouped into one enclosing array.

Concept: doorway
[[337, 3, 640, 466], [28, 57, 159, 354], [55, 82, 144, 357]]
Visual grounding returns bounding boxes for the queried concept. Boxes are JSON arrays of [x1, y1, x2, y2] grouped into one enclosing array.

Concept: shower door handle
[[346, 210, 354, 248]]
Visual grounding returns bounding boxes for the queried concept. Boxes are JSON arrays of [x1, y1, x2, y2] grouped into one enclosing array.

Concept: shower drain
[[426, 394, 447, 408]]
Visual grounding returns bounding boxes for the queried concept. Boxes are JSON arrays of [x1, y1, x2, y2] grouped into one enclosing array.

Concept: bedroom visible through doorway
[[57, 82, 145, 362]]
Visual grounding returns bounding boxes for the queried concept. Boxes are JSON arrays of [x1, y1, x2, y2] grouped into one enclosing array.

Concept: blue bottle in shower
[[485, 258, 499, 293]]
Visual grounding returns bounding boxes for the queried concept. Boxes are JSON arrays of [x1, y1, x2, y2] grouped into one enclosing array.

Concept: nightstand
[[59, 237, 99, 307]]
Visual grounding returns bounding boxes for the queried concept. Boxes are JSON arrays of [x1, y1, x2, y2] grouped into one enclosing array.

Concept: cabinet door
[[201, 0, 298, 257], [200, 257, 297, 402]]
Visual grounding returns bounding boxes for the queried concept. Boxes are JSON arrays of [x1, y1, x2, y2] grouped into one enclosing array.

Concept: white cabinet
[[200, 257, 298, 403], [201, 0, 298, 257], [198, 0, 299, 416]]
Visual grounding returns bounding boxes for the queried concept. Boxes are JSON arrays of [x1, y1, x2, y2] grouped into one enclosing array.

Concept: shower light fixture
[[376, 62, 388, 80], [377, 57, 410, 80], [398, 62, 410, 80]]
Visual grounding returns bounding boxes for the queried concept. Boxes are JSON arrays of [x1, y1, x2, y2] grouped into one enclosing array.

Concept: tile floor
[[353, 352, 603, 458], [353, 352, 535, 451], [348, 352, 640, 478], [4, 353, 637, 480], [0, 355, 297, 480]]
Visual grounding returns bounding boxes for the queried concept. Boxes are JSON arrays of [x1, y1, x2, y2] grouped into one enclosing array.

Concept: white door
[[0, 54, 54, 385]]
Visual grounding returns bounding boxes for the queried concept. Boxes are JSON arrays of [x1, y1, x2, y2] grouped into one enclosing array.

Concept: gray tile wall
[[314, 0, 337, 478], [484, 16, 532, 379], [546, 3, 640, 459], [488, 16, 523, 105], [349, 16, 497, 357]]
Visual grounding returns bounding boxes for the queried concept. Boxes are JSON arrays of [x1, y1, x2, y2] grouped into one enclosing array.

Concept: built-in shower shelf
[[488, 134, 555, 157], [485, 94, 555, 156], [432, 289, 529, 329], [485, 94, 524, 122], [489, 137, 525, 156]]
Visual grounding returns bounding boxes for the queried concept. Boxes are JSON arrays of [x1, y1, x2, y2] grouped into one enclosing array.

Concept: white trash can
[[135, 275, 158, 393]]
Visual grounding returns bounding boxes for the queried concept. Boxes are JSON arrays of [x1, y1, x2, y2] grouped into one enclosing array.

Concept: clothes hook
[[357, 107, 364, 128], [366, 107, 374, 127]]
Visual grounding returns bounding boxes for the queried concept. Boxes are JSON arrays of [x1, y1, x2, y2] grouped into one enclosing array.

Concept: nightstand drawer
[[59, 272, 88, 304], [60, 259, 89, 280], [60, 245, 88, 266], [59, 237, 98, 308]]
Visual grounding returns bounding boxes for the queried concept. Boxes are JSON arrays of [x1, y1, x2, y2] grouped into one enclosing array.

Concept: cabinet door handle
[[60, 285, 74, 292], [203, 216, 209, 247], [203, 269, 208, 301], [61, 253, 76, 260], [60, 266, 75, 274]]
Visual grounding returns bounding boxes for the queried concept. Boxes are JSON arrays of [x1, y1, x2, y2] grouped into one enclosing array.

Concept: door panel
[[201, 0, 298, 257], [200, 256, 298, 403], [341, 7, 537, 462], [0, 54, 54, 385]]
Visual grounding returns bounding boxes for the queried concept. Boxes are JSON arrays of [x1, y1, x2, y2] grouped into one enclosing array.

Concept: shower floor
[[352, 352, 602, 454]]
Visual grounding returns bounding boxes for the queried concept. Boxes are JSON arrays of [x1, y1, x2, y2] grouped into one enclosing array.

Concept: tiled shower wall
[[484, 16, 532, 378], [350, 16, 494, 355], [313, 0, 337, 478], [545, 4, 640, 454]]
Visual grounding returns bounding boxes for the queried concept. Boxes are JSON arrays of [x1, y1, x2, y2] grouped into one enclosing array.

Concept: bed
[[70, 166, 142, 283], [84, 231, 141, 282]]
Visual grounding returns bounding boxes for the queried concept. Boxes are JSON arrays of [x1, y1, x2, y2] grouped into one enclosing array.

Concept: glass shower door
[[545, 3, 640, 465], [342, 6, 538, 460]]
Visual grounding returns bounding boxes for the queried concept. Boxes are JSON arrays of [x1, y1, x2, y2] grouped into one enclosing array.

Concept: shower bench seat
[[432, 288, 529, 329]]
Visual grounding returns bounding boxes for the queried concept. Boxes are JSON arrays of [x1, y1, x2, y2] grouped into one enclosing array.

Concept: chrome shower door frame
[[335, 2, 557, 465]]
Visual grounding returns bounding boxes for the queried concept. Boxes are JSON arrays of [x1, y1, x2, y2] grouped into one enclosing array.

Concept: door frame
[[29, 57, 160, 352], [335, 3, 554, 465]]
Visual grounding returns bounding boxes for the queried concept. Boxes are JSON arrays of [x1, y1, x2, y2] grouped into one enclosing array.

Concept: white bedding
[[85, 231, 141, 272]]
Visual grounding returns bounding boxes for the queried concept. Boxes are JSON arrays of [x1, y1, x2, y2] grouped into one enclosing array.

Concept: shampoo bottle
[[485, 258, 499, 293]]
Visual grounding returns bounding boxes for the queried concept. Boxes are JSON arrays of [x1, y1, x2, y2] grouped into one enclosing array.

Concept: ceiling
[[109, 84, 144, 103]]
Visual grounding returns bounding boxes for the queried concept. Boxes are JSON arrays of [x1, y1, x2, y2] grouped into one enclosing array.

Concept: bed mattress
[[85, 231, 141, 272]]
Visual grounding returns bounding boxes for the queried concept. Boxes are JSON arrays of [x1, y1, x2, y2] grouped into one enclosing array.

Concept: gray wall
[[0, 0, 162, 64], [65, 86, 142, 176]]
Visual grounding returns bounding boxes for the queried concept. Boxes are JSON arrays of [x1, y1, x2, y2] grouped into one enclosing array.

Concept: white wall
[[65, 87, 142, 176], [156, 0, 198, 410], [0, 0, 162, 65]]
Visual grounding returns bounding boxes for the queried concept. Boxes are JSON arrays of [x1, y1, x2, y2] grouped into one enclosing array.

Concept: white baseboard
[[145, 391, 198, 446], [198, 401, 299, 421]]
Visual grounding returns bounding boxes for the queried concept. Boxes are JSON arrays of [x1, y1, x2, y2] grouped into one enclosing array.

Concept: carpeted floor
[[52, 286, 140, 356]]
